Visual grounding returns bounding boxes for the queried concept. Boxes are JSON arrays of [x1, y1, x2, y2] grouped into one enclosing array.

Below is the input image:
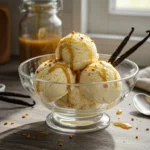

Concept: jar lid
[[20, 0, 63, 13], [24, 0, 57, 6]]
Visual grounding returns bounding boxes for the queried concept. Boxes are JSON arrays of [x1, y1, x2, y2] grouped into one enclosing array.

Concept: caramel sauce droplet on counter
[[49, 63, 72, 107], [116, 110, 122, 115], [113, 122, 132, 129]]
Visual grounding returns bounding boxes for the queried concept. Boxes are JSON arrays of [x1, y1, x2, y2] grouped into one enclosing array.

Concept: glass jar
[[19, 0, 62, 62]]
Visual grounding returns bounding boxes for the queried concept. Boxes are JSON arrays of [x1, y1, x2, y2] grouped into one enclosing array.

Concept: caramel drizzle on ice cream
[[58, 34, 93, 69], [76, 71, 81, 83], [59, 44, 74, 68], [36, 81, 40, 93], [108, 66, 118, 87], [49, 63, 72, 107], [88, 61, 118, 87], [88, 66, 106, 81], [88, 62, 107, 81]]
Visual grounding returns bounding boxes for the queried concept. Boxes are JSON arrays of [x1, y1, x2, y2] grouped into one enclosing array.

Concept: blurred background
[[0, 0, 150, 66], [0, 0, 73, 55]]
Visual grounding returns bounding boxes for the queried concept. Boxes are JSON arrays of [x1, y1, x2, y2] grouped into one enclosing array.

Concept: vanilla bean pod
[[109, 27, 134, 63], [0, 92, 30, 98], [112, 31, 150, 67], [0, 96, 35, 107]]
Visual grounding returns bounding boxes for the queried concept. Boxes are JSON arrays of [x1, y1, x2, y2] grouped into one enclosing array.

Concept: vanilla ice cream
[[56, 32, 99, 71], [79, 61, 122, 104], [55, 87, 100, 109], [33, 31, 123, 109], [34, 59, 76, 102]]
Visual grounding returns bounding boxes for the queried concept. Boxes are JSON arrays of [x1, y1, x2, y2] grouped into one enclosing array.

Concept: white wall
[[62, 0, 74, 36], [0, 0, 74, 55]]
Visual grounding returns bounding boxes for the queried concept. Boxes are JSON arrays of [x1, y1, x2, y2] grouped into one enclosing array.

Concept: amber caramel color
[[19, 33, 61, 62], [87, 62, 118, 87], [116, 110, 122, 115], [49, 63, 73, 107], [58, 33, 93, 69], [113, 122, 132, 129]]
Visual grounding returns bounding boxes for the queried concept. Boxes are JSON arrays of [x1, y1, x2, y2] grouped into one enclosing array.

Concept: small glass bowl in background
[[18, 54, 139, 133]]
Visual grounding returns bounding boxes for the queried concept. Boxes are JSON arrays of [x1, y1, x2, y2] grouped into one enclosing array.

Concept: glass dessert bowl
[[18, 53, 139, 133]]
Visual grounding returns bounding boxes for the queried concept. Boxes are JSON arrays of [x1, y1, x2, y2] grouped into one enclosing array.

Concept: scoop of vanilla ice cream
[[56, 32, 99, 71], [79, 61, 122, 104], [55, 87, 100, 109], [34, 59, 76, 102]]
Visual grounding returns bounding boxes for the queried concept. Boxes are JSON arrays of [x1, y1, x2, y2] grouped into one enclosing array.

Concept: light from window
[[109, 0, 150, 16], [116, 0, 150, 10]]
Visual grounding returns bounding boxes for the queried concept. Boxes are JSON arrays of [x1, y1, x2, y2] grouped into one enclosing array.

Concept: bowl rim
[[18, 53, 139, 85]]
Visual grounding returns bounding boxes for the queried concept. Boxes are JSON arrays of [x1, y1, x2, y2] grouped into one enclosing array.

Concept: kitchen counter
[[0, 57, 150, 150]]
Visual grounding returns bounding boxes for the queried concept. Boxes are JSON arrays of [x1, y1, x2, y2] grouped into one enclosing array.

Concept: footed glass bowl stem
[[46, 112, 110, 133]]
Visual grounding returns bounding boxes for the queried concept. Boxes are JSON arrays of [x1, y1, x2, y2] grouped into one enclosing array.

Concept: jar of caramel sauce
[[19, 0, 62, 62]]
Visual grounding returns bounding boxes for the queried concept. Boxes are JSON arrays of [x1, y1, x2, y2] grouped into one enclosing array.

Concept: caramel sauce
[[116, 110, 122, 115], [49, 63, 72, 107], [36, 81, 40, 93], [88, 65, 107, 81], [68, 46, 74, 68], [113, 122, 132, 129], [59, 44, 74, 68], [82, 41, 93, 64], [19, 4, 61, 62], [76, 71, 81, 83], [19, 33, 61, 62], [59, 36, 93, 69], [87, 62, 119, 88], [99, 62, 107, 81], [108, 66, 118, 88], [34, 6, 39, 32], [49, 63, 70, 81], [29, 4, 40, 33], [103, 84, 108, 88]]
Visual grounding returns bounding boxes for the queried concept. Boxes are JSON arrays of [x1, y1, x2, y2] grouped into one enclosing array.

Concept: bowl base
[[46, 112, 110, 133]]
